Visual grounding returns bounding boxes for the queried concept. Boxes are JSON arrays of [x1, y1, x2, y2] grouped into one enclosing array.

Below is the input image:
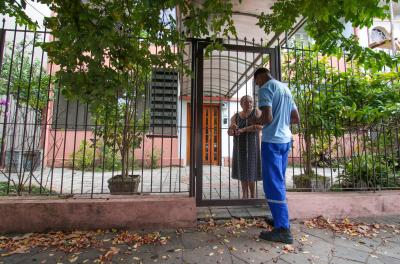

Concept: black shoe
[[259, 228, 293, 244], [264, 215, 274, 226]]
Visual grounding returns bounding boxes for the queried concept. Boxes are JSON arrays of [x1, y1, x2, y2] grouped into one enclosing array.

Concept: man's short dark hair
[[254, 68, 270, 78]]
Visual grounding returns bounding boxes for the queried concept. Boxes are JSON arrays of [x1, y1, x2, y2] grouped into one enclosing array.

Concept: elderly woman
[[228, 95, 263, 198]]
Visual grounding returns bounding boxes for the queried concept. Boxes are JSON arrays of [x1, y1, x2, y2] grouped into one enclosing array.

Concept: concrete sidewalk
[[1, 215, 400, 264]]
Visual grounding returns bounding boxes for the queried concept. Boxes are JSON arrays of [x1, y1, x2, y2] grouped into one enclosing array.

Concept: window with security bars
[[149, 69, 178, 136]]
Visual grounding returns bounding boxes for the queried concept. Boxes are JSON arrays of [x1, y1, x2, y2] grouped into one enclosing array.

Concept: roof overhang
[[178, 0, 304, 98]]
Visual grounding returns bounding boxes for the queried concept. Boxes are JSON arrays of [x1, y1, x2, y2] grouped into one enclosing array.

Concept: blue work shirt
[[258, 79, 297, 144]]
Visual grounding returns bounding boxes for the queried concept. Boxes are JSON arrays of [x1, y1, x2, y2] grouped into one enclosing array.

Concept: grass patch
[[0, 182, 52, 196]]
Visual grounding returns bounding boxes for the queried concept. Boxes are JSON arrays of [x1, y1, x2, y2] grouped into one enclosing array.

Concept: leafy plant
[[0, 40, 50, 112], [71, 140, 122, 171], [0, 181, 52, 196], [258, 0, 400, 70], [282, 46, 400, 177], [147, 148, 162, 169], [339, 154, 400, 189]]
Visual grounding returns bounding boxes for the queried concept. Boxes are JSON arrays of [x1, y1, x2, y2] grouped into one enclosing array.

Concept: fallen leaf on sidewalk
[[304, 216, 384, 238], [68, 255, 79, 263], [283, 244, 295, 253], [0, 245, 29, 256]]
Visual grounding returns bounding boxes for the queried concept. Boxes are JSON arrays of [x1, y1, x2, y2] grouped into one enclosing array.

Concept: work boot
[[264, 215, 274, 226], [259, 228, 293, 244]]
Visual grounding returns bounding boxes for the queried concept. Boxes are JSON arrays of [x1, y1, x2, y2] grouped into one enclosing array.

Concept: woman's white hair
[[240, 95, 253, 104]]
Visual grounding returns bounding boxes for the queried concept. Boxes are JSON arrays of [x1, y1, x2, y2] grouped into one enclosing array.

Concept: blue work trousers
[[261, 142, 291, 229]]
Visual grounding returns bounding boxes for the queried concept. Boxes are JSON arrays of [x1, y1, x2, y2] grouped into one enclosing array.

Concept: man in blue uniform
[[251, 68, 300, 244]]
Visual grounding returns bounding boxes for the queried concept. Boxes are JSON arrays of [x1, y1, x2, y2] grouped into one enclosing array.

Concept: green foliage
[[339, 154, 400, 189], [258, 0, 400, 70], [34, 0, 238, 178], [0, 0, 38, 29], [283, 46, 400, 179], [0, 40, 50, 111], [38, 0, 237, 103], [147, 148, 162, 169], [71, 140, 122, 171], [0, 181, 52, 196]]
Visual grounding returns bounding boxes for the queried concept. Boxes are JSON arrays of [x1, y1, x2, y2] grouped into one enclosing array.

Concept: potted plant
[[90, 67, 150, 194]]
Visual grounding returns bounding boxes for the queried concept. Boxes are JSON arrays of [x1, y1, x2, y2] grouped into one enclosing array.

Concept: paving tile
[[332, 244, 370, 262], [227, 207, 251, 218], [197, 207, 212, 219], [247, 206, 269, 218], [210, 208, 231, 219]]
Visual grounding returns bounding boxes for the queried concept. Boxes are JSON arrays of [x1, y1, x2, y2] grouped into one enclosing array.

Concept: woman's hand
[[228, 124, 238, 136]]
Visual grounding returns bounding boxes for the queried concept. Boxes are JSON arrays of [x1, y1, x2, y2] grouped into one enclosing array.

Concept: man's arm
[[253, 106, 273, 126], [291, 109, 300, 124]]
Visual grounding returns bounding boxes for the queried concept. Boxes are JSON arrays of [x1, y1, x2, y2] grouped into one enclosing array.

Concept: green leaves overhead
[[258, 0, 400, 70], [0, 0, 38, 29]]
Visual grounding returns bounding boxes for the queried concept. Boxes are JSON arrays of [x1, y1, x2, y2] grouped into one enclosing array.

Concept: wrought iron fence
[[0, 19, 399, 200], [0, 21, 190, 197]]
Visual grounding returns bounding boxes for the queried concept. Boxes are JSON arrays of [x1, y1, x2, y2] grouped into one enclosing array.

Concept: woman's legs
[[241, 180, 249, 198], [248, 181, 256, 198]]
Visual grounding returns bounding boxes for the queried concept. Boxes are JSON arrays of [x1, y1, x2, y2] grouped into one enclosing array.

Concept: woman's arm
[[238, 110, 263, 134], [228, 114, 239, 136], [238, 124, 263, 134]]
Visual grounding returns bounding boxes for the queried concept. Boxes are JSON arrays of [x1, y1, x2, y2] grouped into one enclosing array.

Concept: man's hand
[[249, 107, 273, 126]]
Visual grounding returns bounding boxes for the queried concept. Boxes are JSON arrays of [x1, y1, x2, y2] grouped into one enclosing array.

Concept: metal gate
[[189, 39, 281, 206]]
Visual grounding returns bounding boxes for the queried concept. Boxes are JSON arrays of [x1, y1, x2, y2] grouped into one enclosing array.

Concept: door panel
[[187, 104, 221, 165]]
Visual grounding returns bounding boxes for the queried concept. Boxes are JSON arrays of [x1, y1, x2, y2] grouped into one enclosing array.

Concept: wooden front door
[[202, 105, 220, 165], [186, 104, 221, 165]]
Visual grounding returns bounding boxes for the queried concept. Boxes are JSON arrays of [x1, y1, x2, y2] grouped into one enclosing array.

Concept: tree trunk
[[304, 131, 314, 176]]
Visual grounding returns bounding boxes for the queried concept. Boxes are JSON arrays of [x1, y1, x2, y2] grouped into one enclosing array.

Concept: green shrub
[[0, 182, 52, 195], [339, 154, 400, 189], [147, 149, 161, 169], [71, 140, 122, 171], [72, 141, 96, 171]]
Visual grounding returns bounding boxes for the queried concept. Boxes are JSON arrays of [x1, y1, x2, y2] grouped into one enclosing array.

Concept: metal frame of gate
[[189, 39, 281, 206]]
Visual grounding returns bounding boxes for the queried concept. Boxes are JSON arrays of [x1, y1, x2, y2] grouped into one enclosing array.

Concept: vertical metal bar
[[80, 102, 89, 194], [60, 100, 69, 194], [189, 39, 197, 197], [235, 36, 240, 199], [8, 26, 28, 194], [3, 24, 18, 192], [39, 62, 53, 194], [50, 80, 62, 194], [160, 67, 166, 192], [218, 45, 222, 199], [195, 42, 204, 205], [129, 65, 139, 193], [29, 29, 47, 193], [71, 100, 79, 194], [209, 44, 213, 199], [150, 49, 157, 192], [100, 109, 108, 194], [178, 43, 184, 193], [91, 119, 98, 198], [227, 36, 232, 200], [19, 30, 37, 193], [0, 21, 6, 75], [140, 82, 149, 193], [293, 46, 303, 186]]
